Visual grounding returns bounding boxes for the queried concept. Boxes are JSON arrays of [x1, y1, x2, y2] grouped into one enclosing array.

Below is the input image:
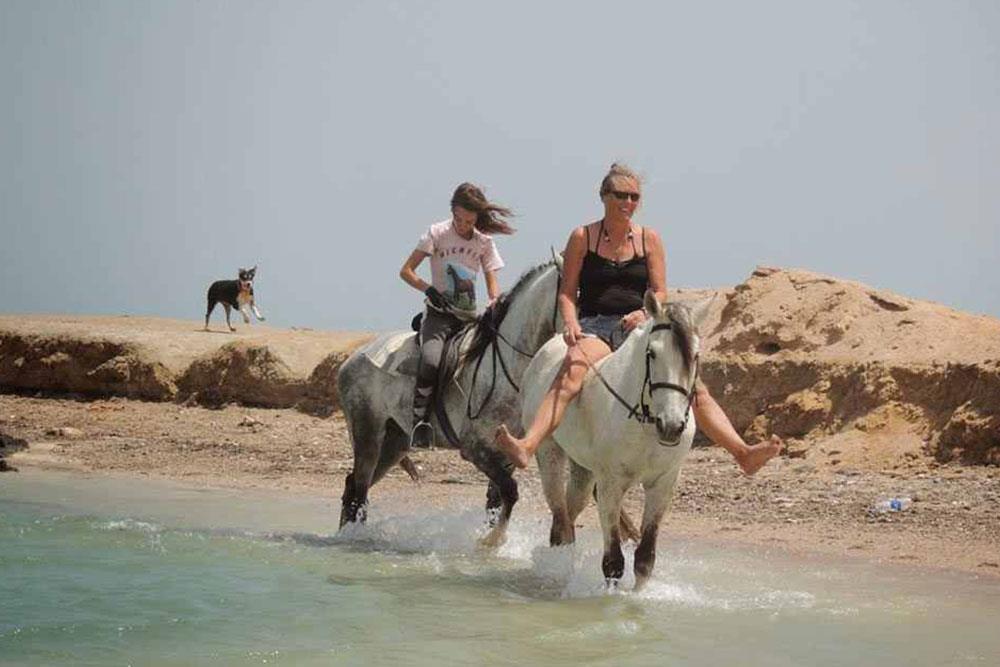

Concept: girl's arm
[[399, 250, 431, 293], [484, 270, 500, 303]]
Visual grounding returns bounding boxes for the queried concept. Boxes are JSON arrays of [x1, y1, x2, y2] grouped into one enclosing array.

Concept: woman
[[495, 163, 782, 473], [400, 182, 514, 448]]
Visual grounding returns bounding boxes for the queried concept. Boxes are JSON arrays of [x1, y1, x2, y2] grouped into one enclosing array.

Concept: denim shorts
[[579, 314, 629, 350]]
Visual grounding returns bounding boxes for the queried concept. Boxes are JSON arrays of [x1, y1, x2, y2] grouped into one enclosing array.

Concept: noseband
[[636, 323, 699, 434]]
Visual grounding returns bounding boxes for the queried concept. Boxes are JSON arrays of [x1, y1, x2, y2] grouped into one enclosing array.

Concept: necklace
[[599, 219, 636, 261]]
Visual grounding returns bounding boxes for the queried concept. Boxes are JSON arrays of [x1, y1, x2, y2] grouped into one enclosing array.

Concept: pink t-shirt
[[416, 219, 504, 312]]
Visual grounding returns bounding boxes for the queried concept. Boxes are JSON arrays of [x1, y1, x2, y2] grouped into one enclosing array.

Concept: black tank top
[[577, 220, 650, 317]]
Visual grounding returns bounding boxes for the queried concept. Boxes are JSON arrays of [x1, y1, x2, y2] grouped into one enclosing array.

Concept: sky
[[2, 0, 998, 331]]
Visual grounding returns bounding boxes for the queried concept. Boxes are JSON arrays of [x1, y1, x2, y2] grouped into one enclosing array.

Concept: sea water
[[1, 470, 998, 667]]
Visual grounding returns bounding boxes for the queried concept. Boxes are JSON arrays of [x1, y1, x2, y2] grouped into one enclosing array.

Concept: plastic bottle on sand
[[871, 497, 913, 513]]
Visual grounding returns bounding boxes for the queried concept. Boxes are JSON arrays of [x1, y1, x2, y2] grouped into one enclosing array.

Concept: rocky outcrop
[[696, 268, 1000, 464], [1, 269, 997, 465], [177, 342, 306, 409], [0, 317, 372, 413], [0, 333, 176, 400]]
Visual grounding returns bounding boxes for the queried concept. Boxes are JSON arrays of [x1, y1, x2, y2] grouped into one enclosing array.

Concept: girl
[[399, 183, 514, 447]]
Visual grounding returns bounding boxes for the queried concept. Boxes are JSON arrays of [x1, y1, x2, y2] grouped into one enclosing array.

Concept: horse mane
[[664, 302, 698, 372], [462, 260, 556, 364]]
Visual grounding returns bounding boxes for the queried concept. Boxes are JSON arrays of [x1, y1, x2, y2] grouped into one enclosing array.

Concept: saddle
[[358, 331, 421, 376]]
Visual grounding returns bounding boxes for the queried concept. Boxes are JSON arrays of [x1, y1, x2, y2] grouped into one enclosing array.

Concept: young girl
[[399, 182, 515, 448]]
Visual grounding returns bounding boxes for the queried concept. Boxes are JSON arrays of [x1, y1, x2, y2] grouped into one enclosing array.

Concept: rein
[[465, 266, 562, 420], [577, 322, 699, 442]]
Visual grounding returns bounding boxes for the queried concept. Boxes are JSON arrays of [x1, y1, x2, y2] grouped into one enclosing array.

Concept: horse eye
[[647, 350, 657, 360]]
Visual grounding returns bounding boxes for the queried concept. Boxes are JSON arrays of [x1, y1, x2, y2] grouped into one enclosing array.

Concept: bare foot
[[736, 435, 783, 475], [494, 425, 531, 469]]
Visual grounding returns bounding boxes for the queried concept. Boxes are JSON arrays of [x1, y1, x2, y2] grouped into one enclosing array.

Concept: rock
[[45, 426, 84, 438]]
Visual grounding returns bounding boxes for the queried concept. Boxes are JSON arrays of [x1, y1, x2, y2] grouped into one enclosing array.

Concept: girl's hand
[[621, 309, 647, 332], [563, 321, 584, 347]]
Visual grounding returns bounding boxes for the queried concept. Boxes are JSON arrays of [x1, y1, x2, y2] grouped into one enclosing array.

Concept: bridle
[[579, 321, 699, 444], [465, 263, 562, 419]]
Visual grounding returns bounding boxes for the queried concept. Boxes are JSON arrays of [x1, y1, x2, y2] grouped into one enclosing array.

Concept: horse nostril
[[656, 416, 684, 442]]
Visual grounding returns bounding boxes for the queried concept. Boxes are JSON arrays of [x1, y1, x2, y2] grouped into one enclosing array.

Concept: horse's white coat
[[525, 296, 710, 588]]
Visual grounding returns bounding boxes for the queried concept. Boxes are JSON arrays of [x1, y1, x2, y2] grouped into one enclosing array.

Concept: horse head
[[642, 291, 712, 445]]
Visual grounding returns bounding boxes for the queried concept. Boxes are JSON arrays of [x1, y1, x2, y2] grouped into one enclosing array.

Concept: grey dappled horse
[[337, 259, 562, 544], [525, 292, 710, 590]]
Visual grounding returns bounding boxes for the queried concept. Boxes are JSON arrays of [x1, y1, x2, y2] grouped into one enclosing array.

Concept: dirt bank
[[0, 315, 372, 411]]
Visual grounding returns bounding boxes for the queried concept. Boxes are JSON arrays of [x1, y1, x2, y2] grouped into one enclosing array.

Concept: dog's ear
[[249, 265, 257, 276]]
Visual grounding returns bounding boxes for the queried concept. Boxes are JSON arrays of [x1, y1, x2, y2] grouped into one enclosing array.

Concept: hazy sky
[[2, 1, 998, 330]]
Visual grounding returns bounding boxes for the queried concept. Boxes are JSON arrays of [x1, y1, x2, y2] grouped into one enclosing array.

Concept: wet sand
[[1, 393, 998, 579]]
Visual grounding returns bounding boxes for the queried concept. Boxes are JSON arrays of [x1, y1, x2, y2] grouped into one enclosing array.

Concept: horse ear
[[688, 296, 715, 332], [551, 246, 564, 271], [643, 289, 664, 318]]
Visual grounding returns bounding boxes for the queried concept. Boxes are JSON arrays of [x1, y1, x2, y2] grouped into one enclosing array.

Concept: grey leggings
[[413, 307, 463, 422]]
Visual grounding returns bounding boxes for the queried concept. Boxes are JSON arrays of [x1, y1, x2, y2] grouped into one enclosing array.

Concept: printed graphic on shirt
[[445, 262, 477, 311]]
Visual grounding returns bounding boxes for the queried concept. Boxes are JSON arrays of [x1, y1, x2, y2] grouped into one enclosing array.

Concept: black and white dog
[[204, 266, 266, 332]]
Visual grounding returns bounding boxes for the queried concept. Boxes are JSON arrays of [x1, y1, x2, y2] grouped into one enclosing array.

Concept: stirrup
[[410, 420, 435, 449]]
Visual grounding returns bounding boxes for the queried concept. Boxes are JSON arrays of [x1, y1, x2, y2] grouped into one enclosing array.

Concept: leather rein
[[465, 267, 562, 419]]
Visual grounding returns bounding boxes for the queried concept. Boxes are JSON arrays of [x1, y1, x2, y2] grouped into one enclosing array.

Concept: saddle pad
[[359, 331, 420, 376]]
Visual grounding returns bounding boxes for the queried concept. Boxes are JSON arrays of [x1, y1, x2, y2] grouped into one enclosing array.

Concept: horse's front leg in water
[[596, 477, 628, 589], [634, 471, 681, 591], [467, 447, 518, 548]]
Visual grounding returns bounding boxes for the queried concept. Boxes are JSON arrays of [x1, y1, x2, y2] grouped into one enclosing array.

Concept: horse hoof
[[477, 529, 507, 549]]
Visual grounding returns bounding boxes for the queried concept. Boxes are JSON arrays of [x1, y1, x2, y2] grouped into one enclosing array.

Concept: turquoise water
[[1, 471, 998, 666]]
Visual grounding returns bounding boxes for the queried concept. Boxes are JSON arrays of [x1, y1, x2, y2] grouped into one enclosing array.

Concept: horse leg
[[535, 438, 572, 546], [466, 448, 518, 548], [485, 481, 501, 527], [634, 470, 682, 591], [595, 476, 629, 589], [368, 420, 410, 486], [589, 482, 639, 544], [562, 459, 594, 545], [338, 414, 384, 528]]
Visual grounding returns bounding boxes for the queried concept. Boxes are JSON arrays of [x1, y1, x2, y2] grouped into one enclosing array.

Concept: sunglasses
[[610, 190, 641, 202]]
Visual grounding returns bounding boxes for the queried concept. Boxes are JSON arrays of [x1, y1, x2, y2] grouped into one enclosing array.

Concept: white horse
[[525, 291, 710, 590]]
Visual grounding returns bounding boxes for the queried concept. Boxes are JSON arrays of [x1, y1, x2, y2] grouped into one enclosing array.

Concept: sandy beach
[[3, 392, 997, 579], [3, 268, 999, 580]]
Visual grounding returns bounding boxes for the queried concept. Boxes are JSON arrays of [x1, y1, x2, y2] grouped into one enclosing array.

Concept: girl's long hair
[[451, 182, 515, 235]]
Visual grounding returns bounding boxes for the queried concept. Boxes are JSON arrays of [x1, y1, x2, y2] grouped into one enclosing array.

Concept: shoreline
[[2, 394, 998, 581]]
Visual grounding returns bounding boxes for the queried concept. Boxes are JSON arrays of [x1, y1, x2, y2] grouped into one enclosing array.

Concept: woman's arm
[[645, 227, 668, 302], [558, 226, 588, 345], [399, 249, 431, 293]]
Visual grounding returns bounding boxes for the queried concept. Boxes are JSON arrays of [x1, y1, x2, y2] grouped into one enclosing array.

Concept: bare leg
[[693, 381, 783, 475], [495, 337, 611, 468]]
